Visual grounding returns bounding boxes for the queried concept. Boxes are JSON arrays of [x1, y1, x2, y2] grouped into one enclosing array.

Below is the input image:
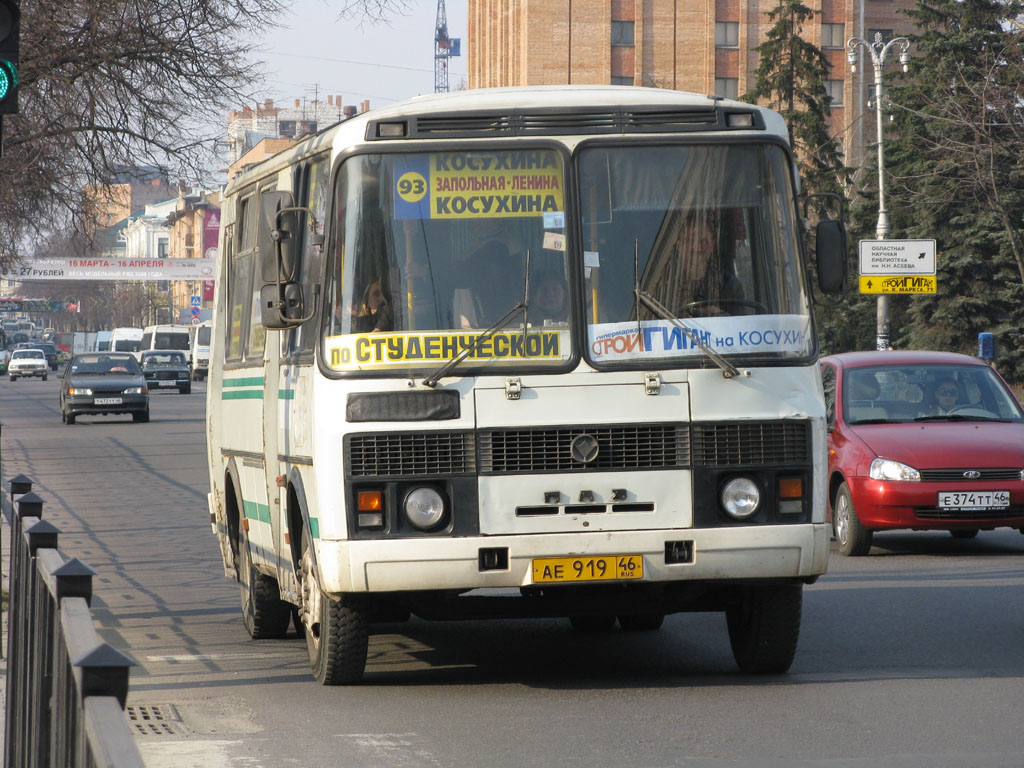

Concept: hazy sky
[[251, 0, 468, 112]]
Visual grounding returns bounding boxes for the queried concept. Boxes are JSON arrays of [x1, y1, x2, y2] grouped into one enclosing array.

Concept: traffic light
[[0, 0, 18, 114]]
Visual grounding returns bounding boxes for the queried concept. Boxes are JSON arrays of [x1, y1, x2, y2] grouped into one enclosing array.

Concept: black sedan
[[139, 350, 192, 394], [60, 352, 149, 424], [26, 342, 59, 370]]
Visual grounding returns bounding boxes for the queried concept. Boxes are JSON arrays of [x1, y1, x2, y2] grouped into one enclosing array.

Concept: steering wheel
[[678, 298, 770, 317], [948, 404, 997, 417]]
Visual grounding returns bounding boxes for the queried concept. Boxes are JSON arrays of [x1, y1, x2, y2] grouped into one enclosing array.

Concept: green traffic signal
[[0, 59, 16, 100]]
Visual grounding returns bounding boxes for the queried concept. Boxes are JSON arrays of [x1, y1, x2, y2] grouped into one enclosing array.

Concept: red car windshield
[[844, 364, 1024, 423]]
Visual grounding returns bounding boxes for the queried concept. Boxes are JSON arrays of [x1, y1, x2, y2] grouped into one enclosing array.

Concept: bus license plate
[[94, 397, 122, 405], [532, 555, 643, 584], [938, 490, 1009, 510]]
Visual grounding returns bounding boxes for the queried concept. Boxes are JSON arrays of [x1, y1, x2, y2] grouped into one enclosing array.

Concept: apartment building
[[468, 0, 916, 164]]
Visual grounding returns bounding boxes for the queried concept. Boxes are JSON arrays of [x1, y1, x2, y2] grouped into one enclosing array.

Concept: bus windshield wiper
[[421, 301, 526, 388], [422, 251, 531, 389], [634, 289, 746, 379]]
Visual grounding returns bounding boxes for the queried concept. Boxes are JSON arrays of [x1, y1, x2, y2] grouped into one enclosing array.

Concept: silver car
[[9, 349, 48, 381]]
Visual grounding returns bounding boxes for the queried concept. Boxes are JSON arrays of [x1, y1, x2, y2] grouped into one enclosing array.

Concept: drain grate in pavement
[[125, 703, 187, 737]]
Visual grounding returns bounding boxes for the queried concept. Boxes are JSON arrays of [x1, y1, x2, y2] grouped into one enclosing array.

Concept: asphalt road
[[3, 374, 1024, 767]]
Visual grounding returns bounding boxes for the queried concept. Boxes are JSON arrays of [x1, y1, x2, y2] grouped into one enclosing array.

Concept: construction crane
[[434, 0, 460, 93]]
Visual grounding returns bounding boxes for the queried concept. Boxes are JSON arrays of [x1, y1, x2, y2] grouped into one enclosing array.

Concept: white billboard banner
[[3, 258, 217, 281]]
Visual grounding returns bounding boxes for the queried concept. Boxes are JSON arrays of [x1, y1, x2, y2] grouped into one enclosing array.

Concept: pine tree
[[742, 0, 849, 200], [884, 0, 1024, 381]]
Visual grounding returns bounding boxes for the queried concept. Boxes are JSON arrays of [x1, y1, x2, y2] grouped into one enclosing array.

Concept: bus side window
[[227, 193, 256, 362]]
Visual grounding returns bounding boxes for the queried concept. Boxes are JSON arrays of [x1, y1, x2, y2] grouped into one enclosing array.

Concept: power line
[[266, 49, 464, 78]]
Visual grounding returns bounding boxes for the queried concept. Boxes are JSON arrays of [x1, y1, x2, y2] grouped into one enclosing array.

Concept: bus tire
[[726, 583, 802, 674], [239, 525, 291, 640], [834, 481, 872, 556], [300, 527, 368, 685]]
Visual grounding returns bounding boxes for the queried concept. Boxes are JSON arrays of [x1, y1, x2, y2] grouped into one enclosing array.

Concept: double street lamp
[[846, 32, 911, 351]]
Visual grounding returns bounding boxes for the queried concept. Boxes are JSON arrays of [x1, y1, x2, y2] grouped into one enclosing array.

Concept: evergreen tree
[[884, 0, 1024, 382], [742, 0, 849, 200], [742, 0, 861, 354]]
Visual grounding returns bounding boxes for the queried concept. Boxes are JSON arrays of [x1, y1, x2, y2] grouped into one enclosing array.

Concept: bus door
[[275, 155, 329, 598]]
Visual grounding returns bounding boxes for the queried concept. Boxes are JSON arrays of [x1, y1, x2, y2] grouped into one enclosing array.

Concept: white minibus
[[138, 324, 191, 359], [206, 86, 846, 684], [110, 327, 144, 353]]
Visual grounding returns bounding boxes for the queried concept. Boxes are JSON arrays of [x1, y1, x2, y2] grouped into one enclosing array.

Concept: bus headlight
[[403, 487, 447, 530], [721, 477, 760, 520]]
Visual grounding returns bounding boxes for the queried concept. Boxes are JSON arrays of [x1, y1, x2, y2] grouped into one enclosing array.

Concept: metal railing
[[3, 476, 145, 768]]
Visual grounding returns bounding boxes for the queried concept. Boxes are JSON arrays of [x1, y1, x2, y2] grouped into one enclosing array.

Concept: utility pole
[[847, 32, 911, 352]]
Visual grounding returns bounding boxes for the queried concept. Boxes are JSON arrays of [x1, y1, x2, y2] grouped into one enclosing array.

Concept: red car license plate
[[937, 490, 1010, 510]]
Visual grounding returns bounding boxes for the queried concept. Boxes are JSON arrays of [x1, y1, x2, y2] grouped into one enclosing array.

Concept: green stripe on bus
[[242, 500, 271, 523], [309, 517, 320, 539], [223, 377, 265, 388], [279, 389, 295, 400], [223, 390, 264, 400]]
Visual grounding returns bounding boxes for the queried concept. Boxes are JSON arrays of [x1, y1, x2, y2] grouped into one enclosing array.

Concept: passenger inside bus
[[341, 278, 393, 333], [529, 267, 569, 325]]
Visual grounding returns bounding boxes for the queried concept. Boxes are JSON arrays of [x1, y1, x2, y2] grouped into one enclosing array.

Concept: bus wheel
[[726, 583, 802, 674], [299, 527, 368, 685], [239, 525, 291, 640]]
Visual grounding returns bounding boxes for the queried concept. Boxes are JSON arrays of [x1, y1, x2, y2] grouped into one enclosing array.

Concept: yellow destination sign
[[859, 275, 936, 294], [324, 329, 568, 370]]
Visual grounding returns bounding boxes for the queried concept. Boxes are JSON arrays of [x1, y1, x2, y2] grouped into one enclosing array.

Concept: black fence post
[[40, 553, 95, 768], [4, 485, 47, 768]]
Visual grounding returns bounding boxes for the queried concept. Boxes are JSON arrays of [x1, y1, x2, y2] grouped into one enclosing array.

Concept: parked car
[[139, 350, 192, 394], [59, 352, 149, 424], [26, 342, 59, 370], [821, 350, 1024, 555], [8, 349, 48, 381]]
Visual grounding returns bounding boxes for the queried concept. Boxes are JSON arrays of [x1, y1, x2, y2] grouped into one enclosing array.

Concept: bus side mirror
[[258, 191, 299, 283], [815, 220, 847, 293], [260, 282, 306, 328], [256, 190, 323, 329]]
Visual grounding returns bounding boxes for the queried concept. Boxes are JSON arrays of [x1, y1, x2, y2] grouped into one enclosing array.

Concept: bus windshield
[[322, 148, 572, 373], [579, 142, 813, 366]]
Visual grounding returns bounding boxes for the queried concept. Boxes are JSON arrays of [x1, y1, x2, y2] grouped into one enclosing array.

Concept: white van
[[95, 330, 113, 351], [138, 324, 192, 360], [110, 327, 144, 353], [189, 320, 212, 381]]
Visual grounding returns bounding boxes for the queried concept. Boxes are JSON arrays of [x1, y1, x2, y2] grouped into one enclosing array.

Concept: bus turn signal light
[[778, 477, 803, 499], [357, 491, 383, 511]]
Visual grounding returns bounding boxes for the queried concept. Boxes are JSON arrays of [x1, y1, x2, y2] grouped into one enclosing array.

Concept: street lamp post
[[847, 32, 911, 352]]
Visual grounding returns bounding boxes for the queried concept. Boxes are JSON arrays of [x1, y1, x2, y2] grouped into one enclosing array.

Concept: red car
[[821, 350, 1024, 555]]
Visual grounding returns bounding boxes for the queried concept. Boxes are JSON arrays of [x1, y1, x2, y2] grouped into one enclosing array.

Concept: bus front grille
[[346, 431, 476, 477], [691, 421, 810, 466], [478, 424, 689, 474]]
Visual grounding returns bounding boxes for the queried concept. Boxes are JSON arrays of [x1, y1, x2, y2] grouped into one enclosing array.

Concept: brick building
[[84, 166, 175, 235], [468, 0, 916, 164]]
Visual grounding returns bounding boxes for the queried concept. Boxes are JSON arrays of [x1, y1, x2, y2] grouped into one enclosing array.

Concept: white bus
[[206, 86, 846, 685]]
